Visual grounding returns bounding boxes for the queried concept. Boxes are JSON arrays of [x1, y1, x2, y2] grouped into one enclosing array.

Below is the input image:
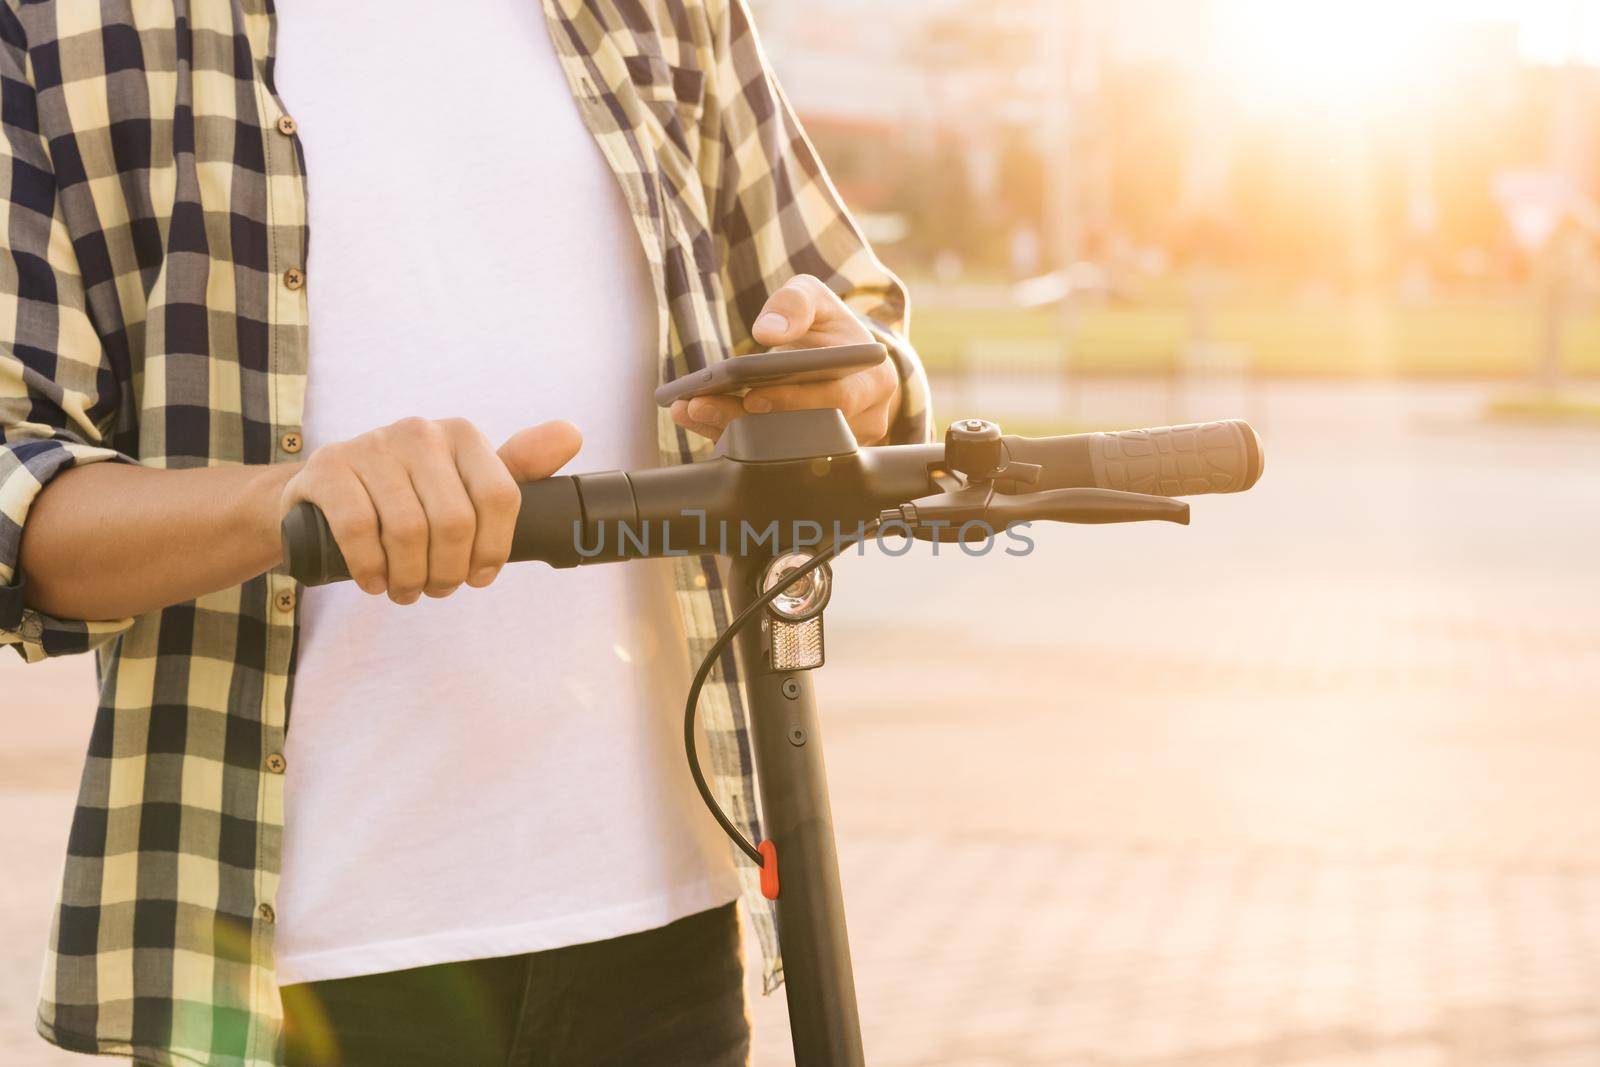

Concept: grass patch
[[910, 300, 1600, 379], [1484, 392, 1600, 427], [980, 416, 1152, 438]]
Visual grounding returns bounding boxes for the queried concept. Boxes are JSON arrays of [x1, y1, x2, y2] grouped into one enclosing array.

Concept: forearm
[[19, 461, 297, 621]]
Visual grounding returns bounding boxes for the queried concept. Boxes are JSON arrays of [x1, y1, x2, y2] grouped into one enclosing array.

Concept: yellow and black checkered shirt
[[0, 2, 930, 1063]]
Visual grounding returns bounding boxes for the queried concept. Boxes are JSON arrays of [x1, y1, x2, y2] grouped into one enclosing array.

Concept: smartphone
[[654, 342, 887, 407]]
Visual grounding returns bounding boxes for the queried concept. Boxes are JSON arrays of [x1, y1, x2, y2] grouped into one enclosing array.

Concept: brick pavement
[[749, 836, 1600, 1067]]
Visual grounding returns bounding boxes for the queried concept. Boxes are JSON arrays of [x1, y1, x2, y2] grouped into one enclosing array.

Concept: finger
[[849, 371, 900, 444], [498, 420, 582, 483], [743, 373, 868, 418], [351, 457, 430, 604], [404, 439, 477, 598], [848, 400, 892, 445], [308, 467, 388, 596], [450, 427, 520, 588], [670, 399, 723, 442], [751, 275, 830, 346], [684, 395, 746, 433]]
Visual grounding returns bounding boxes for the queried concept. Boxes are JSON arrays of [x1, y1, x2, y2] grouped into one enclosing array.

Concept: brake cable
[[683, 521, 881, 868]]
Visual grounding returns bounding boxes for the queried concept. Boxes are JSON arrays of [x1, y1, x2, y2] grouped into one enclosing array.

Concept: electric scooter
[[282, 354, 1264, 1066]]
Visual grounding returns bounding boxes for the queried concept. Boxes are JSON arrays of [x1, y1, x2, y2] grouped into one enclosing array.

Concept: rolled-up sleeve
[[1, 12, 132, 662], [710, 0, 934, 446]]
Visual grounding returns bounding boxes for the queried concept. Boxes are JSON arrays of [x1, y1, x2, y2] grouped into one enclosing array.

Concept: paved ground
[[4, 380, 1599, 1066]]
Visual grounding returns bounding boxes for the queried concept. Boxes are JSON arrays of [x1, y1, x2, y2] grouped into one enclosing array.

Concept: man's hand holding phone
[[668, 274, 901, 445]]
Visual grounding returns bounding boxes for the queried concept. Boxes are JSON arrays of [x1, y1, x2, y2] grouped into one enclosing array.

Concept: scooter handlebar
[[281, 417, 1264, 587]]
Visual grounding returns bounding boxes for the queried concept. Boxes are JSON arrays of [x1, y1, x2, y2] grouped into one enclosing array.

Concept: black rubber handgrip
[[280, 500, 347, 586], [1007, 419, 1263, 496], [282, 476, 587, 587]]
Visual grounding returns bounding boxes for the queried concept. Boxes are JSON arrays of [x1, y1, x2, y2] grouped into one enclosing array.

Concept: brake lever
[[883, 485, 1189, 540], [994, 487, 1190, 526]]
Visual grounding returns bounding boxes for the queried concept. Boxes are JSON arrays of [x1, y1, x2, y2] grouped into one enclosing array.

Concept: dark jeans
[[280, 903, 749, 1066]]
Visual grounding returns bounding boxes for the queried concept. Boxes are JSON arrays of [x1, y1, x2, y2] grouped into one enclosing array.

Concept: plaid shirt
[[0, 1, 931, 1063]]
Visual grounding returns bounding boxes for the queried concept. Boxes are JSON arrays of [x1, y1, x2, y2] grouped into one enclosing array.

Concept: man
[[0, 1, 930, 1064]]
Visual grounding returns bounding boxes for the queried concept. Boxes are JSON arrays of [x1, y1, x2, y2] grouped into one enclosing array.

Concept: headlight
[[762, 553, 832, 622]]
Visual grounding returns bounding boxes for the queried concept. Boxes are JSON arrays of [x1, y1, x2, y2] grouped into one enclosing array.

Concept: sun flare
[[1211, 0, 1455, 112]]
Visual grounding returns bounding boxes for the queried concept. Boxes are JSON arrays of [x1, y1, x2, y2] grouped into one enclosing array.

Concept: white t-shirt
[[272, 1, 739, 986]]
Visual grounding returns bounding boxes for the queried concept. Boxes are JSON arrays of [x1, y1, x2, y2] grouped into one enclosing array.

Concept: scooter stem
[[729, 552, 866, 1067]]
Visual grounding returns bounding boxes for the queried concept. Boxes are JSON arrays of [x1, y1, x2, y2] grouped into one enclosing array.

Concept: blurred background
[[758, 0, 1600, 415], [5, 1, 1600, 1065]]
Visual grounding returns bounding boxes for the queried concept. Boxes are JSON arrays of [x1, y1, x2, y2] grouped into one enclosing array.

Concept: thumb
[[751, 276, 824, 347], [498, 420, 582, 482]]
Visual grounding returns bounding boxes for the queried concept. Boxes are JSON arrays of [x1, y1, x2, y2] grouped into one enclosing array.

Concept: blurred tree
[[1102, 62, 1186, 249], [996, 126, 1045, 238], [895, 134, 991, 268]]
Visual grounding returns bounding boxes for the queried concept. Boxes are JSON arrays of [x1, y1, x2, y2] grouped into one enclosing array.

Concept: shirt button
[[258, 903, 276, 924], [276, 114, 298, 136], [283, 266, 305, 290], [280, 431, 303, 454], [265, 753, 287, 774], [274, 589, 296, 613]]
